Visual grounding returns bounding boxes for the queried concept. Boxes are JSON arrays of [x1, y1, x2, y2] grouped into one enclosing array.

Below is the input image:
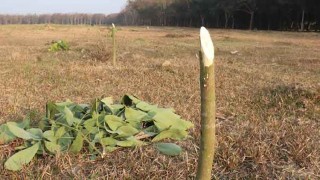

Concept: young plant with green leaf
[[48, 40, 69, 52]]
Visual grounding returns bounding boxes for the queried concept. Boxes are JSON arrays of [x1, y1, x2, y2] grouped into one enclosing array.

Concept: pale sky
[[0, 0, 127, 14]]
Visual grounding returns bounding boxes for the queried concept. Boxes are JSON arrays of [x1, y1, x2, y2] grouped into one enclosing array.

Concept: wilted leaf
[[125, 108, 147, 128], [116, 125, 139, 138], [125, 107, 147, 120], [55, 126, 66, 139], [58, 132, 73, 151], [83, 113, 98, 133], [136, 101, 158, 112], [7, 122, 41, 140], [152, 109, 193, 131], [110, 104, 125, 115], [105, 115, 125, 131], [4, 142, 40, 171], [64, 106, 75, 126], [101, 137, 117, 146], [116, 137, 144, 147], [69, 133, 84, 153], [105, 146, 119, 152], [155, 143, 182, 156], [152, 129, 188, 142], [27, 128, 43, 139], [0, 118, 31, 144], [45, 141, 61, 154], [0, 124, 16, 144], [43, 130, 56, 142]]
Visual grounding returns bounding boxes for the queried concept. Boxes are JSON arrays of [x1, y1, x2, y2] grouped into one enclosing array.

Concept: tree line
[[0, 13, 116, 26], [117, 0, 320, 31], [0, 0, 319, 31]]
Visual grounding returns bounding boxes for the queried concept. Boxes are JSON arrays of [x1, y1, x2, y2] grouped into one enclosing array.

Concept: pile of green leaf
[[0, 95, 193, 171], [48, 40, 69, 52]]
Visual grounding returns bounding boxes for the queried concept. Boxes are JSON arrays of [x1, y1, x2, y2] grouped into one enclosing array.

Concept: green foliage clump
[[0, 95, 193, 171], [48, 40, 69, 52]]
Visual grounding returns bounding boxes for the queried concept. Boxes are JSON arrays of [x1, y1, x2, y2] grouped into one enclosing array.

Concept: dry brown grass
[[0, 25, 319, 179]]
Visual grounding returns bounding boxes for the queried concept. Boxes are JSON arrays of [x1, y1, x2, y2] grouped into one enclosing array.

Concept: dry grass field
[[0, 25, 319, 179]]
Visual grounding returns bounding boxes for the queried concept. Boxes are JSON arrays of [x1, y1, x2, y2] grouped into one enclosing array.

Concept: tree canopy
[[117, 0, 320, 31], [0, 0, 319, 31]]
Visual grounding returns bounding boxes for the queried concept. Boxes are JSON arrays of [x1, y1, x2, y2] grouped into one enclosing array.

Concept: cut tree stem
[[112, 23, 116, 66], [196, 27, 216, 180]]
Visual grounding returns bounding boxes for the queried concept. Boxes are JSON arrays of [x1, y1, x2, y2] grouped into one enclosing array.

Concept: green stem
[[112, 24, 116, 66], [54, 122, 103, 156]]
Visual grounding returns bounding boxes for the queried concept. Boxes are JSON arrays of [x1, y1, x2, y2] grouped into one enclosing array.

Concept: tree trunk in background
[[232, 16, 235, 29], [201, 16, 205, 26], [224, 12, 229, 29], [300, 9, 305, 31], [249, 11, 254, 30]]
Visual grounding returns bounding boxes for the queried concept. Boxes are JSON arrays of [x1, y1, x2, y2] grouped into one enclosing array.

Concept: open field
[[0, 25, 319, 179]]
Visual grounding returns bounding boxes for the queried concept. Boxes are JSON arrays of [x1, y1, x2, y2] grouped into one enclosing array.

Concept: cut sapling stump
[[196, 27, 216, 180]]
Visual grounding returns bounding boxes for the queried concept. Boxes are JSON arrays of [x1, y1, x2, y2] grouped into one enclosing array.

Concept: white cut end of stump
[[200, 27, 214, 67]]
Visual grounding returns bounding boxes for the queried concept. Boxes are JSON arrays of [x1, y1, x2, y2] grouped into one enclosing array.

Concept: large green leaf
[[152, 129, 188, 142], [83, 112, 99, 133], [124, 108, 147, 128], [105, 115, 125, 131], [116, 125, 139, 138], [110, 104, 125, 115], [43, 130, 56, 142], [58, 132, 73, 151], [64, 106, 75, 126], [0, 124, 16, 145], [7, 122, 41, 140], [116, 137, 144, 147], [54, 126, 66, 139], [69, 133, 84, 153], [136, 101, 158, 112], [4, 142, 40, 171], [151, 109, 193, 131], [44, 141, 61, 154], [155, 143, 182, 156], [0, 118, 31, 144], [27, 128, 43, 139], [101, 137, 117, 146], [105, 146, 119, 152], [125, 107, 147, 120]]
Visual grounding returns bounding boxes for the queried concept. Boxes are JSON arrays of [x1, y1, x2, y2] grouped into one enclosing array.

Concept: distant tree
[[217, 0, 237, 28], [237, 0, 258, 30]]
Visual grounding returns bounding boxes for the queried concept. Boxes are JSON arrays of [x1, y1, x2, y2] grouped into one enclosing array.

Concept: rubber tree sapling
[[196, 27, 216, 180], [111, 23, 117, 66]]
